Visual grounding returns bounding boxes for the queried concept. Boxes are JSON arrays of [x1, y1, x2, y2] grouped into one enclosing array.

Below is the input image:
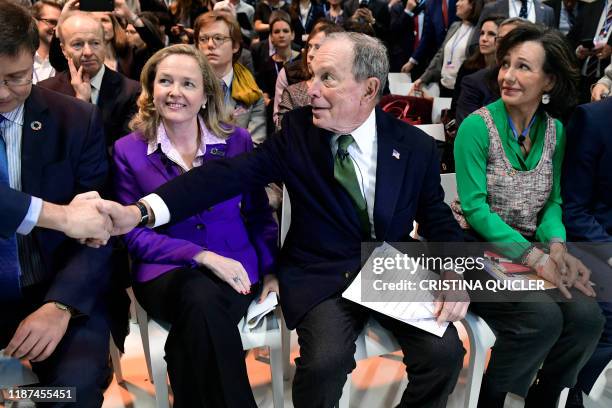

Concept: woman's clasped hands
[[527, 244, 596, 299]]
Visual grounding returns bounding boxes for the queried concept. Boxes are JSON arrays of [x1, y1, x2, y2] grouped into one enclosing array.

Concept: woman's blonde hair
[[130, 44, 234, 141]]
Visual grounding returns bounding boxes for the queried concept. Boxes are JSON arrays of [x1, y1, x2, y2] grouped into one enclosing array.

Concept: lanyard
[[446, 25, 471, 65], [508, 113, 537, 145]]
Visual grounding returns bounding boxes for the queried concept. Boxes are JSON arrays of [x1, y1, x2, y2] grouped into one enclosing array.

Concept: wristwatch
[[53, 301, 76, 317], [133, 201, 150, 227]]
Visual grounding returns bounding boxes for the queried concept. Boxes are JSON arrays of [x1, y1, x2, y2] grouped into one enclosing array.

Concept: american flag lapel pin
[[392, 149, 400, 160]]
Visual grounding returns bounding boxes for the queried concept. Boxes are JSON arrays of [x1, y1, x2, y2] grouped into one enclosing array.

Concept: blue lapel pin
[[30, 121, 42, 131]]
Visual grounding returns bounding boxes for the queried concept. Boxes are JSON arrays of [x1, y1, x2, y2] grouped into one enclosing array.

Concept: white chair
[[440, 173, 458, 206], [280, 186, 496, 408], [432, 97, 452, 124], [135, 300, 285, 408], [388, 73, 412, 95], [416, 123, 446, 142], [336, 313, 495, 408]]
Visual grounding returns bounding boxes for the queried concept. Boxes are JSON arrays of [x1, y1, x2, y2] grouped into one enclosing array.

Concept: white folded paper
[[243, 292, 278, 332], [342, 242, 448, 337]]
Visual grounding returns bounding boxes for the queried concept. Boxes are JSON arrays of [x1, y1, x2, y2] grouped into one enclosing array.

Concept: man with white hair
[[100, 32, 468, 407]]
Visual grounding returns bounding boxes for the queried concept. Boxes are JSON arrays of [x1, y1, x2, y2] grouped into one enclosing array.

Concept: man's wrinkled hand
[[4, 303, 70, 362], [433, 271, 470, 325], [63, 192, 112, 243]]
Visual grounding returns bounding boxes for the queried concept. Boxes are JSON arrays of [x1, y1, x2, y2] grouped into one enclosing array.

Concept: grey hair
[[499, 16, 532, 29], [324, 32, 389, 99]]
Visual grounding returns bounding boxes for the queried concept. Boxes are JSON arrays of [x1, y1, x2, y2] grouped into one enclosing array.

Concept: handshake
[[43, 191, 143, 246]]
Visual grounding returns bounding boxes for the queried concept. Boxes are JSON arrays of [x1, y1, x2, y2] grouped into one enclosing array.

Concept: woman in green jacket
[[454, 25, 604, 408]]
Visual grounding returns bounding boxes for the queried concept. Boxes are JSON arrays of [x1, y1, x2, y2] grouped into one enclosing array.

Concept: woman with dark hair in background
[[274, 21, 343, 129], [412, 0, 484, 97], [289, 0, 325, 47], [454, 25, 604, 407], [450, 15, 503, 118], [253, 11, 300, 135], [324, 0, 346, 25]]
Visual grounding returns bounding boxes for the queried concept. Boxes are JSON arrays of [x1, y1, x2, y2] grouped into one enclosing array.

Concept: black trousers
[[0, 284, 111, 408], [134, 267, 257, 408], [569, 244, 612, 394], [291, 296, 465, 408], [471, 290, 604, 398]]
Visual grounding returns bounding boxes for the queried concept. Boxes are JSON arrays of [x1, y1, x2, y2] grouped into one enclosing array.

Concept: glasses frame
[[198, 34, 232, 47]]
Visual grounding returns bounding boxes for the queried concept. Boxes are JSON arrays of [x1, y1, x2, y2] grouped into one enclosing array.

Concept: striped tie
[[597, 3, 612, 40], [0, 114, 22, 301]]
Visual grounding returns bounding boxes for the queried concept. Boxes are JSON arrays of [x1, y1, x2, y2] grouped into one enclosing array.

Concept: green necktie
[[334, 134, 371, 237]]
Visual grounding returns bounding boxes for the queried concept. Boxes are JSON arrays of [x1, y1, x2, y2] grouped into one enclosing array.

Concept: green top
[[454, 98, 566, 259]]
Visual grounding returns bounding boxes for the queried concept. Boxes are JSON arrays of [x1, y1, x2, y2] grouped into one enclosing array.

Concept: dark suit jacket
[[0, 184, 32, 239], [291, 3, 326, 47], [151, 106, 464, 328], [389, 2, 417, 72], [1, 86, 126, 344], [567, 0, 612, 49], [37, 68, 141, 147], [468, 0, 556, 51], [411, 0, 457, 65], [562, 98, 612, 262], [343, 0, 392, 44], [455, 67, 499, 126]]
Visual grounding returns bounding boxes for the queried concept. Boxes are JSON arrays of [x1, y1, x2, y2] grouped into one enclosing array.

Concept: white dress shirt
[[143, 109, 380, 235], [330, 109, 378, 238], [89, 65, 105, 105], [508, 0, 536, 23], [32, 51, 55, 84]]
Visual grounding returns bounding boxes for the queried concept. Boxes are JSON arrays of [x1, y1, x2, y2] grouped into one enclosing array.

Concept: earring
[[201, 103, 207, 109], [541, 93, 550, 105]]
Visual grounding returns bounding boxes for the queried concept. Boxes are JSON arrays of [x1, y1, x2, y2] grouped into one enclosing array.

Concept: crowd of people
[[1, 0, 612, 408]]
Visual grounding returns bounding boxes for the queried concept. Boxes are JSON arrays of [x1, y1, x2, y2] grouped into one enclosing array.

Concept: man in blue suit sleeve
[[562, 98, 612, 406], [104, 32, 468, 407], [0, 1, 123, 405]]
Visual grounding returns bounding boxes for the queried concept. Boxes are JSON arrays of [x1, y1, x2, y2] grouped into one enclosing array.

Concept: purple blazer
[[112, 126, 278, 284]]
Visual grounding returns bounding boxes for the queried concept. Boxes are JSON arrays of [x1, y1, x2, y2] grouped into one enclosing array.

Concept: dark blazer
[[112, 127, 278, 284], [37, 68, 141, 147], [411, 0, 458, 65], [291, 3, 326, 47], [150, 106, 464, 328], [1, 86, 126, 341], [455, 67, 498, 126], [0, 184, 32, 239], [562, 98, 612, 262], [343, 0, 392, 44], [468, 0, 556, 51], [567, 0, 612, 49], [389, 2, 417, 72]]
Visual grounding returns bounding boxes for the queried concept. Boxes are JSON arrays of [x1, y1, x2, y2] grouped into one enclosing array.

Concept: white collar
[[331, 108, 377, 153], [147, 115, 226, 156], [221, 68, 234, 88], [0, 103, 25, 127], [90, 64, 105, 90]]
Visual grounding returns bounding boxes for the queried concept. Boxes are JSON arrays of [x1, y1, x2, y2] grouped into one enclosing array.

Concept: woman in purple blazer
[[112, 44, 278, 408]]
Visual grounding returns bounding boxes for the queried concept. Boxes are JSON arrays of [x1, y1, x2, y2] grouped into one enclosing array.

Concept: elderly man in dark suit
[[0, 1, 125, 405], [38, 11, 140, 147], [562, 98, 612, 408], [101, 31, 469, 407]]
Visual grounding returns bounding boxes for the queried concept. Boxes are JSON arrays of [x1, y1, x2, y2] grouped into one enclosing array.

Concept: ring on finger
[[232, 276, 240, 283]]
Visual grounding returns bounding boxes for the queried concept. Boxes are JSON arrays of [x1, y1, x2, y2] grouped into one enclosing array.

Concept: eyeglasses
[[38, 18, 58, 27], [0, 77, 33, 88], [198, 34, 232, 47]]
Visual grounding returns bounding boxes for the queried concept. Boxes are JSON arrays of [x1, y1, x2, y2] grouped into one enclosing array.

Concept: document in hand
[[0, 349, 39, 387], [342, 242, 448, 337], [242, 292, 278, 332]]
